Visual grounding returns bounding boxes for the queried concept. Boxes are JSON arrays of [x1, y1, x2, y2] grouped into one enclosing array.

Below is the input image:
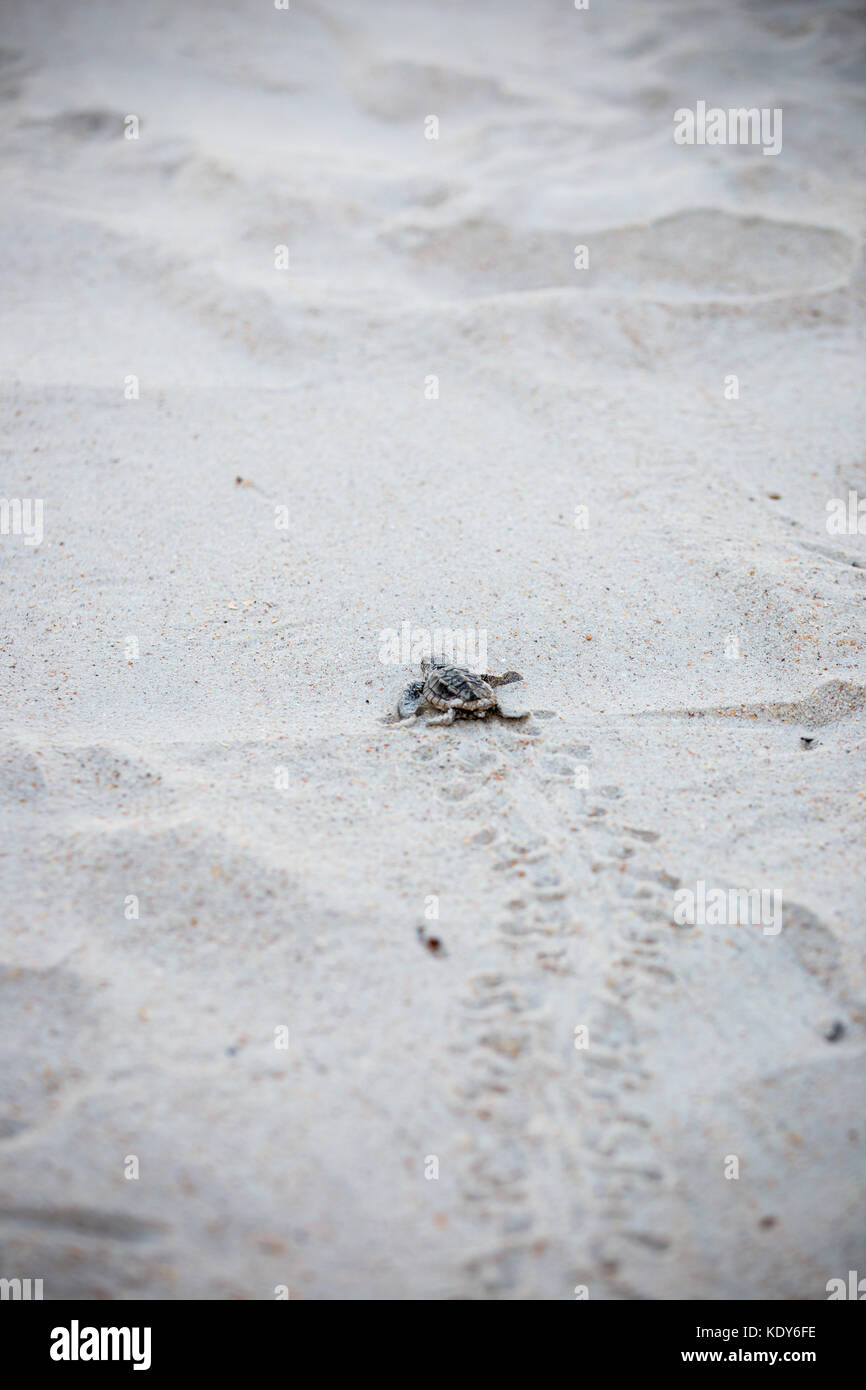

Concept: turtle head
[[421, 656, 448, 674]]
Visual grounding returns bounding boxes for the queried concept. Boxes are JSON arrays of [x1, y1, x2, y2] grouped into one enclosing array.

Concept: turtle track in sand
[[407, 715, 683, 1298]]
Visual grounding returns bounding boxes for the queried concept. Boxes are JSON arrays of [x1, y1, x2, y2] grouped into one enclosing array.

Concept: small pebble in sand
[[417, 926, 445, 955]]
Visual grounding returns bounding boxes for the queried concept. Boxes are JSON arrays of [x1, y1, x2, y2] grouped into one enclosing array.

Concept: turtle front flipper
[[497, 703, 530, 719], [495, 681, 530, 719], [397, 680, 426, 719], [426, 709, 456, 726], [483, 670, 522, 687]]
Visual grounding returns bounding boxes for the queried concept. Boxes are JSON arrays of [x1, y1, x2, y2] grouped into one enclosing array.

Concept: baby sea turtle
[[397, 658, 530, 726]]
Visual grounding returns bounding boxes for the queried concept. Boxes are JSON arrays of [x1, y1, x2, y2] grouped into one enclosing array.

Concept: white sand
[[1, 0, 864, 1299]]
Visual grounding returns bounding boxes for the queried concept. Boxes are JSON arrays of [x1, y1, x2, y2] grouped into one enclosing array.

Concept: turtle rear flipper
[[397, 681, 426, 719]]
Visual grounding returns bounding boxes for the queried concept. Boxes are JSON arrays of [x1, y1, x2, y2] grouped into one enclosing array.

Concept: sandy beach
[[1, 0, 864, 1299]]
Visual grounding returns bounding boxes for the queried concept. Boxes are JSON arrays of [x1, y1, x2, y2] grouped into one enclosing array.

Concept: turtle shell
[[424, 665, 495, 712]]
